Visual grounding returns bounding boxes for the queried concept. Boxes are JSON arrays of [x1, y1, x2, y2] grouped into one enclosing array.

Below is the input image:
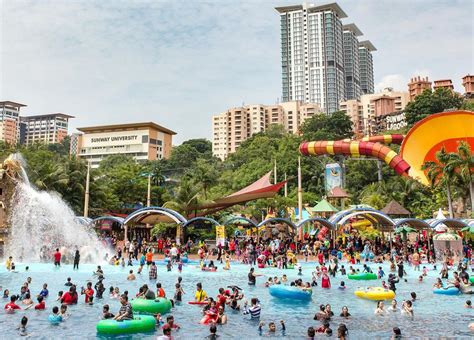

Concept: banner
[[216, 225, 226, 246], [325, 163, 343, 192]]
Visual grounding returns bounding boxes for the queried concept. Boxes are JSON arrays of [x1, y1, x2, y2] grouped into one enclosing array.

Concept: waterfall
[[5, 156, 106, 263]]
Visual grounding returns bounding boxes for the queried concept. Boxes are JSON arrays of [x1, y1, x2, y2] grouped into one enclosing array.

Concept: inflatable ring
[[97, 315, 156, 335], [188, 301, 208, 305], [268, 285, 312, 301], [354, 287, 395, 300], [433, 287, 460, 295], [200, 313, 218, 325], [130, 298, 172, 314], [48, 315, 62, 325], [286, 264, 295, 270], [347, 273, 377, 280], [469, 277, 474, 284]]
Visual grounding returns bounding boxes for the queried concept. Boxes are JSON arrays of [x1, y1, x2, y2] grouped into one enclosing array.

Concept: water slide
[[300, 111, 474, 183], [299, 134, 410, 176]]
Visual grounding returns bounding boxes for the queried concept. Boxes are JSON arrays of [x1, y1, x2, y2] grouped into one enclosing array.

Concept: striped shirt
[[243, 304, 261, 319]]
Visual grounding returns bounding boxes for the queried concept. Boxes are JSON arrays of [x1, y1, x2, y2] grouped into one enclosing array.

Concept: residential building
[[343, 24, 362, 100], [463, 74, 474, 97], [276, 3, 347, 113], [433, 79, 454, 91], [408, 76, 432, 101], [72, 122, 176, 168], [358, 40, 376, 95], [0, 101, 25, 145], [340, 88, 410, 135], [212, 101, 321, 159], [21, 113, 73, 145]]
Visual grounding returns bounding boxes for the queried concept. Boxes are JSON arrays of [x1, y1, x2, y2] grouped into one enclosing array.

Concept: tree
[[300, 111, 353, 141], [422, 147, 460, 217], [449, 141, 473, 213], [405, 88, 464, 127]]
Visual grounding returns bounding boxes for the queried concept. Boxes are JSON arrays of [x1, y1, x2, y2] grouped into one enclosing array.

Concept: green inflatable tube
[[470, 277, 474, 284], [347, 273, 377, 280], [96, 315, 156, 335], [286, 264, 295, 269], [131, 298, 172, 314]]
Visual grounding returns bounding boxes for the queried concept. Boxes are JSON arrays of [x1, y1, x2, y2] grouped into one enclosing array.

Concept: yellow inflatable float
[[354, 287, 395, 301]]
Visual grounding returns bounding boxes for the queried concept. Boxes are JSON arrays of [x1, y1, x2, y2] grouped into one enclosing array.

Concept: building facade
[[408, 76, 432, 101], [463, 74, 474, 97], [433, 79, 454, 91], [358, 40, 376, 95], [340, 88, 410, 136], [72, 122, 176, 168], [212, 101, 320, 160], [276, 3, 347, 113], [343, 24, 362, 100], [276, 3, 375, 113], [0, 101, 25, 145], [21, 113, 73, 145]]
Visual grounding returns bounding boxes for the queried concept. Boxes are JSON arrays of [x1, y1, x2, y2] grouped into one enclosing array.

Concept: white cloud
[[375, 74, 407, 92]]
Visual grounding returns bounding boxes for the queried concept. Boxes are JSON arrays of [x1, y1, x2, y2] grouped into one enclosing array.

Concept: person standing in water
[[53, 249, 61, 267], [73, 250, 80, 270]]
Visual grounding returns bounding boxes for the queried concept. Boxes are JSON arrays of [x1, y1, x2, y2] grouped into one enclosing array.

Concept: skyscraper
[[276, 3, 347, 113], [358, 40, 376, 95], [343, 24, 362, 100]]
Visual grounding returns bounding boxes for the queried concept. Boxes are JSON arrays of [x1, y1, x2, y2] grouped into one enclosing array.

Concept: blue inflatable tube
[[433, 287, 460, 295], [268, 285, 312, 301]]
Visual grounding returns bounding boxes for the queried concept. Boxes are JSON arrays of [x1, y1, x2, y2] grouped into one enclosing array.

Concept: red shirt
[[54, 252, 61, 262], [34, 301, 45, 310], [217, 295, 227, 306], [84, 288, 94, 303], [4, 302, 21, 310], [61, 292, 78, 304], [157, 288, 165, 298]]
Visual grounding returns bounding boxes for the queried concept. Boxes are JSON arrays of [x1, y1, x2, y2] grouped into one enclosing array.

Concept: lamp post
[[83, 161, 91, 218]]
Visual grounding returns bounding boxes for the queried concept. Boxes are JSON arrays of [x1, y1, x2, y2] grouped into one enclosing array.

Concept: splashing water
[[7, 182, 107, 263]]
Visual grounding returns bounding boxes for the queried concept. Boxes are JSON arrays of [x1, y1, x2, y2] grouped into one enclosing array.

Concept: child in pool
[[338, 281, 346, 289], [17, 316, 28, 336], [178, 261, 183, 273], [50, 306, 63, 323], [167, 260, 172, 272]]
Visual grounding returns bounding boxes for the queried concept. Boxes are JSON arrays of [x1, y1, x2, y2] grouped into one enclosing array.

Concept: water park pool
[[0, 260, 473, 339]]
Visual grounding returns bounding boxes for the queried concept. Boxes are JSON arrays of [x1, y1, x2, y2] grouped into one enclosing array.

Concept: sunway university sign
[[91, 135, 139, 143]]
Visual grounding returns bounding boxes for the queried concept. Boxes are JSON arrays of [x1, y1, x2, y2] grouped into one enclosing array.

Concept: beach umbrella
[[394, 226, 417, 234], [461, 226, 474, 234]]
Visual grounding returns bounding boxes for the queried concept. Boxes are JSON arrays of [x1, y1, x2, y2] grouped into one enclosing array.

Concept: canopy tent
[[393, 218, 431, 231], [293, 207, 311, 220], [328, 187, 349, 198], [381, 200, 411, 217], [92, 216, 125, 231], [190, 171, 286, 215], [433, 233, 463, 261], [310, 199, 339, 214]]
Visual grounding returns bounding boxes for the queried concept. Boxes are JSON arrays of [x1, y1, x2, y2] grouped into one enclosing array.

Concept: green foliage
[[405, 88, 464, 127], [300, 111, 353, 141]]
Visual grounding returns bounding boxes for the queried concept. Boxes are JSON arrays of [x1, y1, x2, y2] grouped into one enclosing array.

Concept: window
[[142, 135, 149, 143]]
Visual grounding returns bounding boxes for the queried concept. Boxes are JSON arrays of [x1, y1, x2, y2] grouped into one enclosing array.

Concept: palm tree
[[422, 147, 460, 218], [450, 141, 473, 213]]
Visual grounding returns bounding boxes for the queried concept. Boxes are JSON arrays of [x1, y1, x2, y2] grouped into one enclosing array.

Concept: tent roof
[[311, 199, 339, 213], [294, 207, 311, 220], [193, 171, 286, 211], [328, 186, 350, 198], [381, 200, 411, 216]]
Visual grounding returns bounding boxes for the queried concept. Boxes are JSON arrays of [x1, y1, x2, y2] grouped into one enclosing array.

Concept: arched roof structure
[[74, 216, 93, 226], [222, 216, 258, 228], [257, 218, 297, 230], [123, 206, 187, 225], [329, 207, 395, 230], [182, 217, 220, 228], [296, 217, 335, 230], [92, 216, 125, 226], [426, 218, 469, 230], [393, 218, 431, 230]]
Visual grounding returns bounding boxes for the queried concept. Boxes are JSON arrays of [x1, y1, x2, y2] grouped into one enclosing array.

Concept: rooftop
[[275, 3, 348, 18], [22, 113, 75, 119], [359, 40, 377, 52], [0, 101, 27, 108], [343, 23, 363, 36], [77, 122, 176, 135]]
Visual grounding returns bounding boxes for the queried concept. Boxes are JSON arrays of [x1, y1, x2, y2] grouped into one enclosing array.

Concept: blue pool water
[[0, 260, 472, 339]]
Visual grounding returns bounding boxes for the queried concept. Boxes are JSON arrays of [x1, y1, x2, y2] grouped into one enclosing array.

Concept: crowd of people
[[2, 232, 474, 338]]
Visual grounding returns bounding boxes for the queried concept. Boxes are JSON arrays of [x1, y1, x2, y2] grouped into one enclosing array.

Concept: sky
[[1, 0, 473, 144]]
